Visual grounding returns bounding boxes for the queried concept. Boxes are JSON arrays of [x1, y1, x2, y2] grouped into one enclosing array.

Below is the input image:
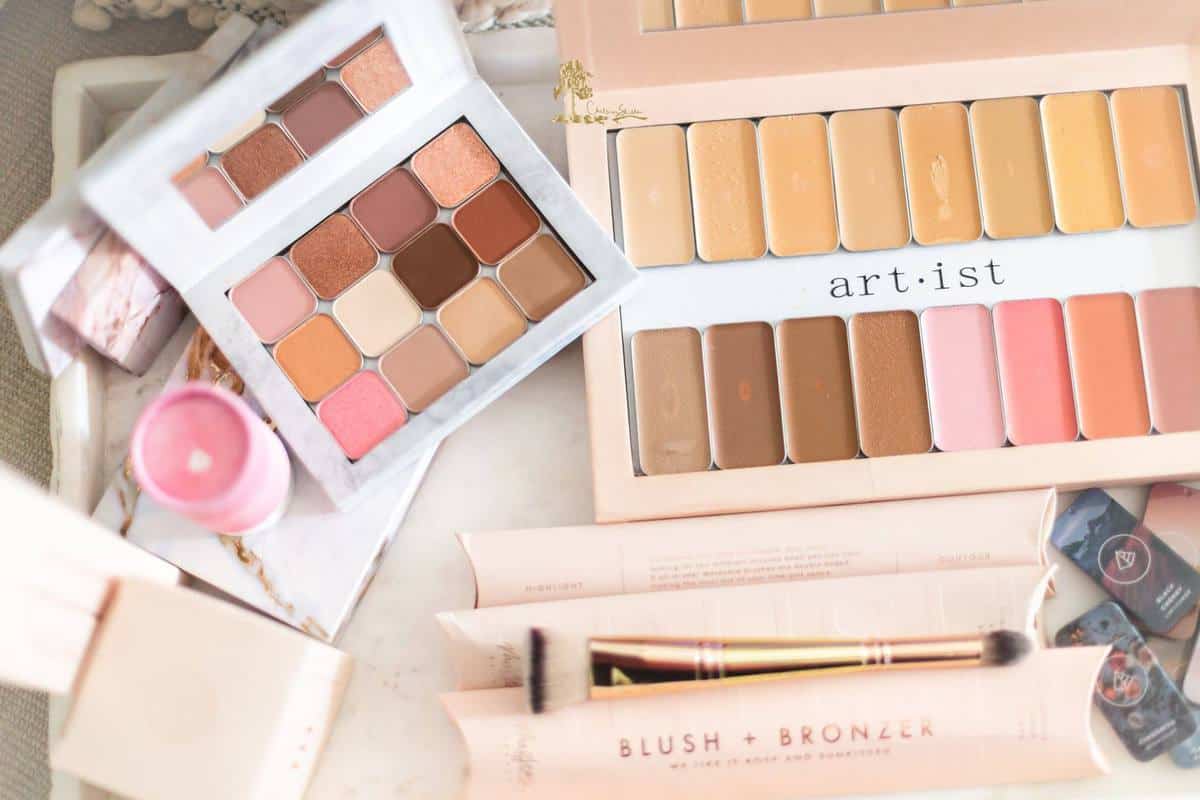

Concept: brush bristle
[[981, 630, 1033, 666], [525, 628, 590, 714]]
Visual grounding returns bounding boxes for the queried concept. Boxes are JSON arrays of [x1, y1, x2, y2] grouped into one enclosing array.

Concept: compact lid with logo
[[74, 0, 640, 509]]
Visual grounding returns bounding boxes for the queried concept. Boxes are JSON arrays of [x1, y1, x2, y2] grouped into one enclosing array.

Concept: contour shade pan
[[229, 120, 593, 460]]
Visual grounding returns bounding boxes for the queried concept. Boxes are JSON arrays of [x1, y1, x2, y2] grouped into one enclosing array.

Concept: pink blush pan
[[920, 304, 1006, 452], [317, 371, 407, 459]]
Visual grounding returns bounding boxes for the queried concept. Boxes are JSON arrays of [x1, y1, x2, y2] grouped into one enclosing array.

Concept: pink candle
[[130, 383, 291, 535]]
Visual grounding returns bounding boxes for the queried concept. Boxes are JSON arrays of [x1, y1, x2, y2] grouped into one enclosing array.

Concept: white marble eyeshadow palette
[[174, 28, 411, 229], [644, 0, 1023, 29], [228, 121, 592, 461]]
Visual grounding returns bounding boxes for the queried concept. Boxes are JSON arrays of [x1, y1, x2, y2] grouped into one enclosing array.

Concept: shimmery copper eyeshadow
[[341, 39, 410, 113], [289, 214, 378, 300], [267, 70, 324, 114], [392, 223, 479, 308], [453, 181, 540, 264], [220, 124, 305, 200], [411, 122, 500, 207]]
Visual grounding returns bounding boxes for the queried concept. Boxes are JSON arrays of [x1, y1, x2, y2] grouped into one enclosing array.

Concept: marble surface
[[84, 27, 1200, 800]]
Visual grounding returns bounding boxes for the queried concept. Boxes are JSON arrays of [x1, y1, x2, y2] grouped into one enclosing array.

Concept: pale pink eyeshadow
[[230, 257, 317, 343], [920, 305, 1006, 452], [993, 298, 1078, 445], [179, 167, 243, 229], [317, 371, 407, 459]]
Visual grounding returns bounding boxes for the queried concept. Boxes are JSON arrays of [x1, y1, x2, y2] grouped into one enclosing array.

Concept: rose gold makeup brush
[[526, 628, 1032, 714]]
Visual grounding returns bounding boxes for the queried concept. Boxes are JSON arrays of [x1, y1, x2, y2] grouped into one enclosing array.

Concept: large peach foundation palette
[[557, 0, 1200, 522], [78, 0, 639, 508]]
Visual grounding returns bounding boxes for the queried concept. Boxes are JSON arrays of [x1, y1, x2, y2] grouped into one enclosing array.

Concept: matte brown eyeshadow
[[391, 224, 479, 309]]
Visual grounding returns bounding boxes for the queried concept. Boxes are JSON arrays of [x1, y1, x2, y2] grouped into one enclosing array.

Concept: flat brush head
[[982, 630, 1033, 666], [526, 628, 590, 714]]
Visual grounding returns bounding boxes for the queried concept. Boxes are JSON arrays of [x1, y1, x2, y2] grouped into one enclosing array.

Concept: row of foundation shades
[[172, 29, 410, 230], [647, 0, 1025, 29], [629, 287, 1200, 475], [615, 85, 1197, 269]]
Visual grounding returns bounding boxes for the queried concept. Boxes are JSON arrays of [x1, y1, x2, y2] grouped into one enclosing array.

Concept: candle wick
[[187, 449, 213, 475]]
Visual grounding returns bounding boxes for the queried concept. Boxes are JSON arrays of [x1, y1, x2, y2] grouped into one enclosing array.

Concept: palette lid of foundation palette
[[0, 18, 259, 376], [75, 0, 478, 292], [555, 0, 1200, 93]]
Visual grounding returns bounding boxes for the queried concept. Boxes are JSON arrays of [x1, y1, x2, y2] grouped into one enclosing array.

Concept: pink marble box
[[51, 229, 184, 375]]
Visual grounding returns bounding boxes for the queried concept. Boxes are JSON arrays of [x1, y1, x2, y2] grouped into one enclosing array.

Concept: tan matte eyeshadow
[[437, 278, 527, 365], [969, 97, 1055, 239], [615, 126, 696, 268], [1111, 86, 1198, 229], [1042, 92, 1126, 234], [631, 328, 712, 475], [687, 119, 768, 262], [777, 316, 859, 463], [899, 103, 982, 245], [849, 310, 932, 457], [704, 322, 785, 470], [379, 326, 469, 413], [497, 235, 586, 321], [829, 109, 911, 251]]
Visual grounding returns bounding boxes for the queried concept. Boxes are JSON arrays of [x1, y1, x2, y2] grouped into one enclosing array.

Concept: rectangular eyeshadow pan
[[226, 120, 593, 461], [703, 322, 785, 469], [1063, 293, 1150, 440], [849, 310, 932, 457], [920, 304, 1005, 452], [615, 126, 697, 267], [992, 298, 1078, 446], [1111, 87, 1198, 229], [777, 316, 859, 463], [829, 109, 911, 251], [686, 120, 768, 262], [1136, 287, 1200, 434], [176, 34, 412, 230], [759, 114, 839, 256], [631, 327, 712, 475], [899, 103, 982, 245]]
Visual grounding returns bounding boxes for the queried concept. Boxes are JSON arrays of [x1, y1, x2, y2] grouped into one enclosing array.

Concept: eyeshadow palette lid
[[70, 0, 640, 508], [0, 18, 258, 375], [555, 0, 1199, 94], [78, 0, 475, 291]]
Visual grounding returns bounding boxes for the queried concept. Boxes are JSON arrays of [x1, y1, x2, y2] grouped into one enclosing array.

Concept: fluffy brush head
[[526, 628, 591, 714], [982, 630, 1033, 666]]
